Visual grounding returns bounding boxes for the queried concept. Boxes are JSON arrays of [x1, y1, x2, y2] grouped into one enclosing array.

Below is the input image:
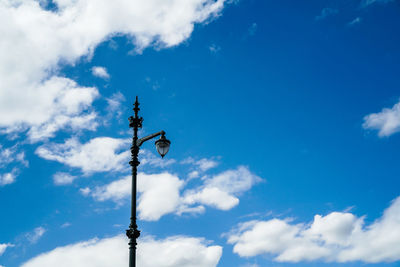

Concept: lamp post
[[126, 96, 171, 267]]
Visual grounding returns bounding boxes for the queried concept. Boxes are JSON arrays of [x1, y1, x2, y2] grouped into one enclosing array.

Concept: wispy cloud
[[348, 17, 362, 26], [26, 227, 46, 244], [104, 92, 126, 123], [181, 157, 219, 173], [247, 23, 257, 36], [361, 0, 394, 7], [209, 44, 221, 54], [0, 145, 28, 186], [61, 222, 71, 228], [315, 8, 338, 21]]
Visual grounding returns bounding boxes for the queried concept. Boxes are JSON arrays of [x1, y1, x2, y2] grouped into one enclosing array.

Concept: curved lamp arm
[[136, 130, 165, 147]]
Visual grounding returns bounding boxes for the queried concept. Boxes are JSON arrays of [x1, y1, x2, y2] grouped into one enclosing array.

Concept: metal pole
[[127, 96, 142, 267]]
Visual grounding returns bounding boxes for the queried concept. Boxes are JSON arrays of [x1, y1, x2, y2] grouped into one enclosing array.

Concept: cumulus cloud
[[20, 235, 222, 267], [363, 100, 400, 137], [0, 0, 227, 140], [227, 196, 400, 263], [137, 173, 184, 221], [91, 173, 183, 221], [89, 166, 261, 221], [90, 175, 130, 202], [203, 166, 262, 193], [91, 66, 110, 79], [35, 137, 130, 174], [26, 227, 46, 244], [0, 76, 99, 142], [183, 186, 239, 210], [182, 166, 262, 211]]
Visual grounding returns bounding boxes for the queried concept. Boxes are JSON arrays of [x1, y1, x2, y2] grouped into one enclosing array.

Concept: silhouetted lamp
[[155, 134, 171, 158], [127, 97, 171, 267]]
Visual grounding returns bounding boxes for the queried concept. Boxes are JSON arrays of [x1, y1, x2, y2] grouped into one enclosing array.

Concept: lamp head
[[155, 134, 171, 158]]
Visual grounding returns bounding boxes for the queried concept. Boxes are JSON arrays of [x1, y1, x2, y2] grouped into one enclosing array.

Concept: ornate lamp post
[[126, 96, 171, 267]]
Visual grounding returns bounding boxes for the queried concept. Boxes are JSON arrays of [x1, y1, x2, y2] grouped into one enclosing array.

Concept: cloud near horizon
[[20, 235, 222, 267], [227, 196, 400, 263]]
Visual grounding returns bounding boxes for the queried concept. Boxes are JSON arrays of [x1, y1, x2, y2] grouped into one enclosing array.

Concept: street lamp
[[126, 96, 171, 267]]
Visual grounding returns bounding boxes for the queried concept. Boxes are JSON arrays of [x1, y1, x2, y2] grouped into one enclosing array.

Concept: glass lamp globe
[[155, 135, 171, 158]]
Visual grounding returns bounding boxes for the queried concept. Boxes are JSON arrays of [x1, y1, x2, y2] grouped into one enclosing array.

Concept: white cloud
[[91, 175, 131, 202], [53, 172, 78, 185], [36, 137, 130, 174], [0, 0, 227, 140], [0, 243, 13, 256], [227, 196, 400, 263], [363, 100, 400, 137], [0, 145, 28, 167], [91, 66, 110, 79], [91, 173, 183, 221], [20, 235, 222, 267], [61, 222, 71, 228], [181, 165, 262, 211], [182, 157, 219, 172], [90, 166, 261, 220], [138, 236, 222, 267], [79, 187, 91, 196], [0, 76, 99, 142], [0, 169, 18, 186], [183, 186, 239, 210], [0, 145, 28, 186], [188, 170, 200, 179], [137, 173, 184, 221], [203, 165, 262, 194], [26, 227, 47, 244]]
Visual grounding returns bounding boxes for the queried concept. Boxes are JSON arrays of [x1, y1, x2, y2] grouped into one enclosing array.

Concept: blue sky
[[1, 0, 400, 266]]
